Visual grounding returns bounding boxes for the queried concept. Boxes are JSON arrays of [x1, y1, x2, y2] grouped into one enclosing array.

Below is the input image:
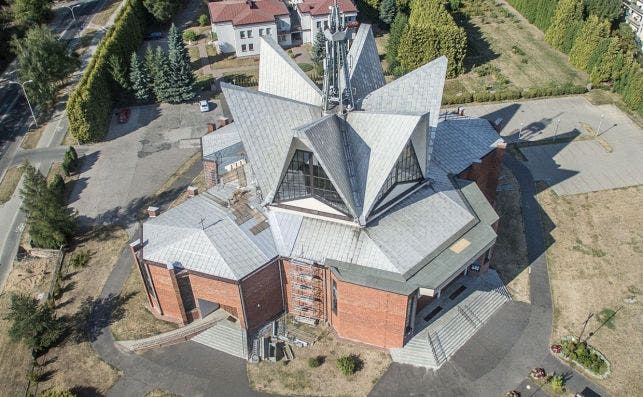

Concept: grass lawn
[[111, 264, 178, 341], [20, 127, 44, 149], [247, 320, 391, 396], [0, 255, 58, 396], [538, 185, 643, 396], [0, 165, 24, 205], [90, 0, 123, 28], [491, 165, 530, 303]]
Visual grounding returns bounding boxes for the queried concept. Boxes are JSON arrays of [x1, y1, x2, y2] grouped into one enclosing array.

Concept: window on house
[[331, 280, 338, 314], [259, 28, 264, 36], [266, 28, 271, 35], [241, 44, 247, 52], [316, 21, 321, 29], [240, 31, 246, 39], [324, 21, 329, 29], [247, 29, 253, 38], [248, 43, 254, 51]]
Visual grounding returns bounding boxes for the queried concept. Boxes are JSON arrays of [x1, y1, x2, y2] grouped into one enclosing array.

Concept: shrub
[[549, 373, 564, 391], [336, 354, 358, 376], [560, 339, 608, 375], [198, 14, 209, 26], [308, 356, 321, 368], [70, 250, 91, 268], [298, 63, 313, 72], [183, 30, 198, 43]]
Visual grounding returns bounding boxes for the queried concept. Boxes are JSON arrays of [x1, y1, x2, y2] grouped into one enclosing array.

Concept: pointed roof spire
[[322, 0, 354, 113]]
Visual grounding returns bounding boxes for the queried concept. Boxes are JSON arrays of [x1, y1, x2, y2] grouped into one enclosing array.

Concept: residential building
[[132, 6, 507, 366], [208, 0, 357, 56], [624, 0, 643, 51]]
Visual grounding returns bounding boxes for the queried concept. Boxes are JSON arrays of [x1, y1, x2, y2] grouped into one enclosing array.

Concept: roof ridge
[[260, 36, 322, 95], [221, 82, 322, 108]]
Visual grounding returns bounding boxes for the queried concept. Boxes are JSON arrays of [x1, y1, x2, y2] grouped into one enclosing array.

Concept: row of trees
[[507, 0, 624, 30], [386, 0, 466, 77], [544, 0, 642, 115]]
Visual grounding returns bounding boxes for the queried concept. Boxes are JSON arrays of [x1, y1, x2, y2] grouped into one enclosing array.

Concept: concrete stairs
[[191, 319, 248, 359], [390, 271, 511, 369]]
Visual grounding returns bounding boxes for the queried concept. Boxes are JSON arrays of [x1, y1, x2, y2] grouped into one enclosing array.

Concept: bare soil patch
[[21, 126, 45, 149], [247, 321, 391, 396], [0, 165, 24, 205], [111, 264, 178, 341], [491, 166, 530, 302], [538, 185, 643, 396]]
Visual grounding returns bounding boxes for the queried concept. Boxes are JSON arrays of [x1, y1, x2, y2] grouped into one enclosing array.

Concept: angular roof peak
[[347, 24, 386, 107], [258, 37, 322, 106]]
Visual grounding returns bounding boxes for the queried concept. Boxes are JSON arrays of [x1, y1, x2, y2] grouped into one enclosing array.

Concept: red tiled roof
[[297, 0, 357, 16], [209, 0, 289, 26]]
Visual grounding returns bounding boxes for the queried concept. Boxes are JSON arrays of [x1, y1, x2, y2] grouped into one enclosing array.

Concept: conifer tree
[[153, 46, 173, 102], [568, 15, 610, 72], [107, 54, 130, 95], [20, 162, 76, 249], [5, 293, 63, 353], [49, 174, 65, 204], [311, 29, 327, 64], [130, 52, 153, 103], [544, 0, 584, 53], [167, 23, 195, 103], [386, 12, 408, 75], [379, 0, 397, 25], [145, 46, 160, 84]]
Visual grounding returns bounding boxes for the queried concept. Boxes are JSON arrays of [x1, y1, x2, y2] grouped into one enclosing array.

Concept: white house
[[209, 0, 292, 56], [209, 0, 358, 56], [624, 0, 643, 51]]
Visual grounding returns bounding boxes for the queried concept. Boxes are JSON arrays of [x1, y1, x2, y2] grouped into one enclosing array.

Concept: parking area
[[69, 101, 221, 228], [465, 96, 643, 195]]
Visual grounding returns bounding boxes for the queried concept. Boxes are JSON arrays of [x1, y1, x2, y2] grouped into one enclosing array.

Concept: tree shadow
[[69, 386, 106, 397], [453, 11, 499, 72], [69, 293, 135, 343], [102, 104, 163, 142]]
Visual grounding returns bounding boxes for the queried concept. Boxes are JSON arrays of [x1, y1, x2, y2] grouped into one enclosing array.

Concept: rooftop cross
[[322, 0, 354, 113]]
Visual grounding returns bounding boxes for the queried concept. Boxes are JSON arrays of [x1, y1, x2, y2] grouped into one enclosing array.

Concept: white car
[[199, 100, 209, 112]]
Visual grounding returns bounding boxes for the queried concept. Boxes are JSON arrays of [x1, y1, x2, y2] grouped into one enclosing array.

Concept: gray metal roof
[[221, 83, 321, 201], [347, 24, 386, 107], [201, 124, 241, 158], [362, 56, 447, 131], [433, 115, 504, 175], [258, 36, 322, 106], [143, 195, 276, 281]]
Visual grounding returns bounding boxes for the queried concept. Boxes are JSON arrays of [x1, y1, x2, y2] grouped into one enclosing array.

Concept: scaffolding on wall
[[289, 261, 325, 324]]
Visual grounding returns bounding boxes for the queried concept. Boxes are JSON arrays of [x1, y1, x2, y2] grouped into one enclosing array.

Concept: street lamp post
[[9, 80, 38, 128], [597, 114, 604, 136], [65, 4, 81, 21]]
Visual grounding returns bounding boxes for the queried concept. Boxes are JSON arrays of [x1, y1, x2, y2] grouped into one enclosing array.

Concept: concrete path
[[370, 154, 610, 397]]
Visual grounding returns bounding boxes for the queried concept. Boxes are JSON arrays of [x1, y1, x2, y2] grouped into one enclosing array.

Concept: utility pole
[[596, 114, 604, 136], [577, 312, 594, 343], [553, 119, 560, 142], [8, 80, 38, 127]]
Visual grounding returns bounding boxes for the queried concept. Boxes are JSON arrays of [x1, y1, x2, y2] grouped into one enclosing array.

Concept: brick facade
[[327, 271, 410, 348], [147, 262, 188, 324], [203, 159, 218, 188], [457, 144, 506, 206], [240, 260, 285, 331]]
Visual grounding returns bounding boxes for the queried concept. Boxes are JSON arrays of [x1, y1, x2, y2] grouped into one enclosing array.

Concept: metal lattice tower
[[322, 0, 354, 113]]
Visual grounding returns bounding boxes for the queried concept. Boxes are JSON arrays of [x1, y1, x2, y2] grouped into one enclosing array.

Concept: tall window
[[249, 43, 254, 51], [373, 141, 423, 207], [331, 280, 338, 314], [240, 31, 246, 39], [247, 29, 253, 38], [259, 28, 264, 36], [241, 44, 247, 52], [266, 27, 271, 35], [275, 150, 348, 214]]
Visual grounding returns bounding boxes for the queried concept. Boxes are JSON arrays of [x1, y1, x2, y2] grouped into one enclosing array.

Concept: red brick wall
[[327, 272, 409, 348], [203, 159, 218, 188], [188, 272, 246, 327], [241, 260, 285, 331], [147, 262, 188, 324], [458, 145, 506, 206], [282, 260, 326, 321]]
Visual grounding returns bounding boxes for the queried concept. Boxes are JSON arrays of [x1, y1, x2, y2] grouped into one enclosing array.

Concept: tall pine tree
[[386, 12, 408, 75], [568, 15, 610, 72], [130, 52, 153, 103], [153, 46, 173, 102], [167, 23, 195, 103], [20, 162, 75, 249], [544, 0, 584, 53], [379, 0, 397, 25], [311, 29, 327, 64]]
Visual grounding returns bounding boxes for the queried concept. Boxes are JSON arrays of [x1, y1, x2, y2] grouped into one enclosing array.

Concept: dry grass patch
[[169, 170, 205, 209], [0, 165, 24, 205], [145, 389, 183, 397], [0, 255, 58, 395], [492, 166, 530, 302], [111, 265, 178, 341], [21, 126, 44, 149], [247, 324, 391, 396], [90, 0, 123, 28], [538, 185, 643, 396]]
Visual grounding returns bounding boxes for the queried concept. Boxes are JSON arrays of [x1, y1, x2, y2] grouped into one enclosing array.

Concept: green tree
[[153, 46, 173, 102], [4, 293, 63, 353], [386, 12, 408, 75], [107, 54, 130, 100], [590, 37, 619, 84], [198, 14, 209, 26], [11, 25, 79, 107], [142, 0, 180, 22], [544, 0, 584, 53], [39, 390, 75, 397], [10, 0, 52, 26], [585, 0, 622, 24], [130, 52, 153, 103], [379, 0, 397, 25], [48, 174, 65, 204], [167, 23, 195, 102], [68, 146, 78, 162], [569, 15, 610, 72], [311, 29, 327, 64], [20, 162, 76, 248], [144, 46, 160, 83]]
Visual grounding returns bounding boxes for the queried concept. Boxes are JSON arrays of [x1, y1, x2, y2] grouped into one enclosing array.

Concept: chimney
[[207, 122, 216, 133], [147, 206, 159, 218], [187, 186, 198, 197], [218, 116, 230, 128]]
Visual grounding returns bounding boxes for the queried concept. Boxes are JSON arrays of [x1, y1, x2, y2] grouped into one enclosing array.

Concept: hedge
[[441, 83, 587, 105], [66, 0, 147, 143]]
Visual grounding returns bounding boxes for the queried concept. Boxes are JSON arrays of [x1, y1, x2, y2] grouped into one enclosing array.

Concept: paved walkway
[[369, 155, 610, 397]]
